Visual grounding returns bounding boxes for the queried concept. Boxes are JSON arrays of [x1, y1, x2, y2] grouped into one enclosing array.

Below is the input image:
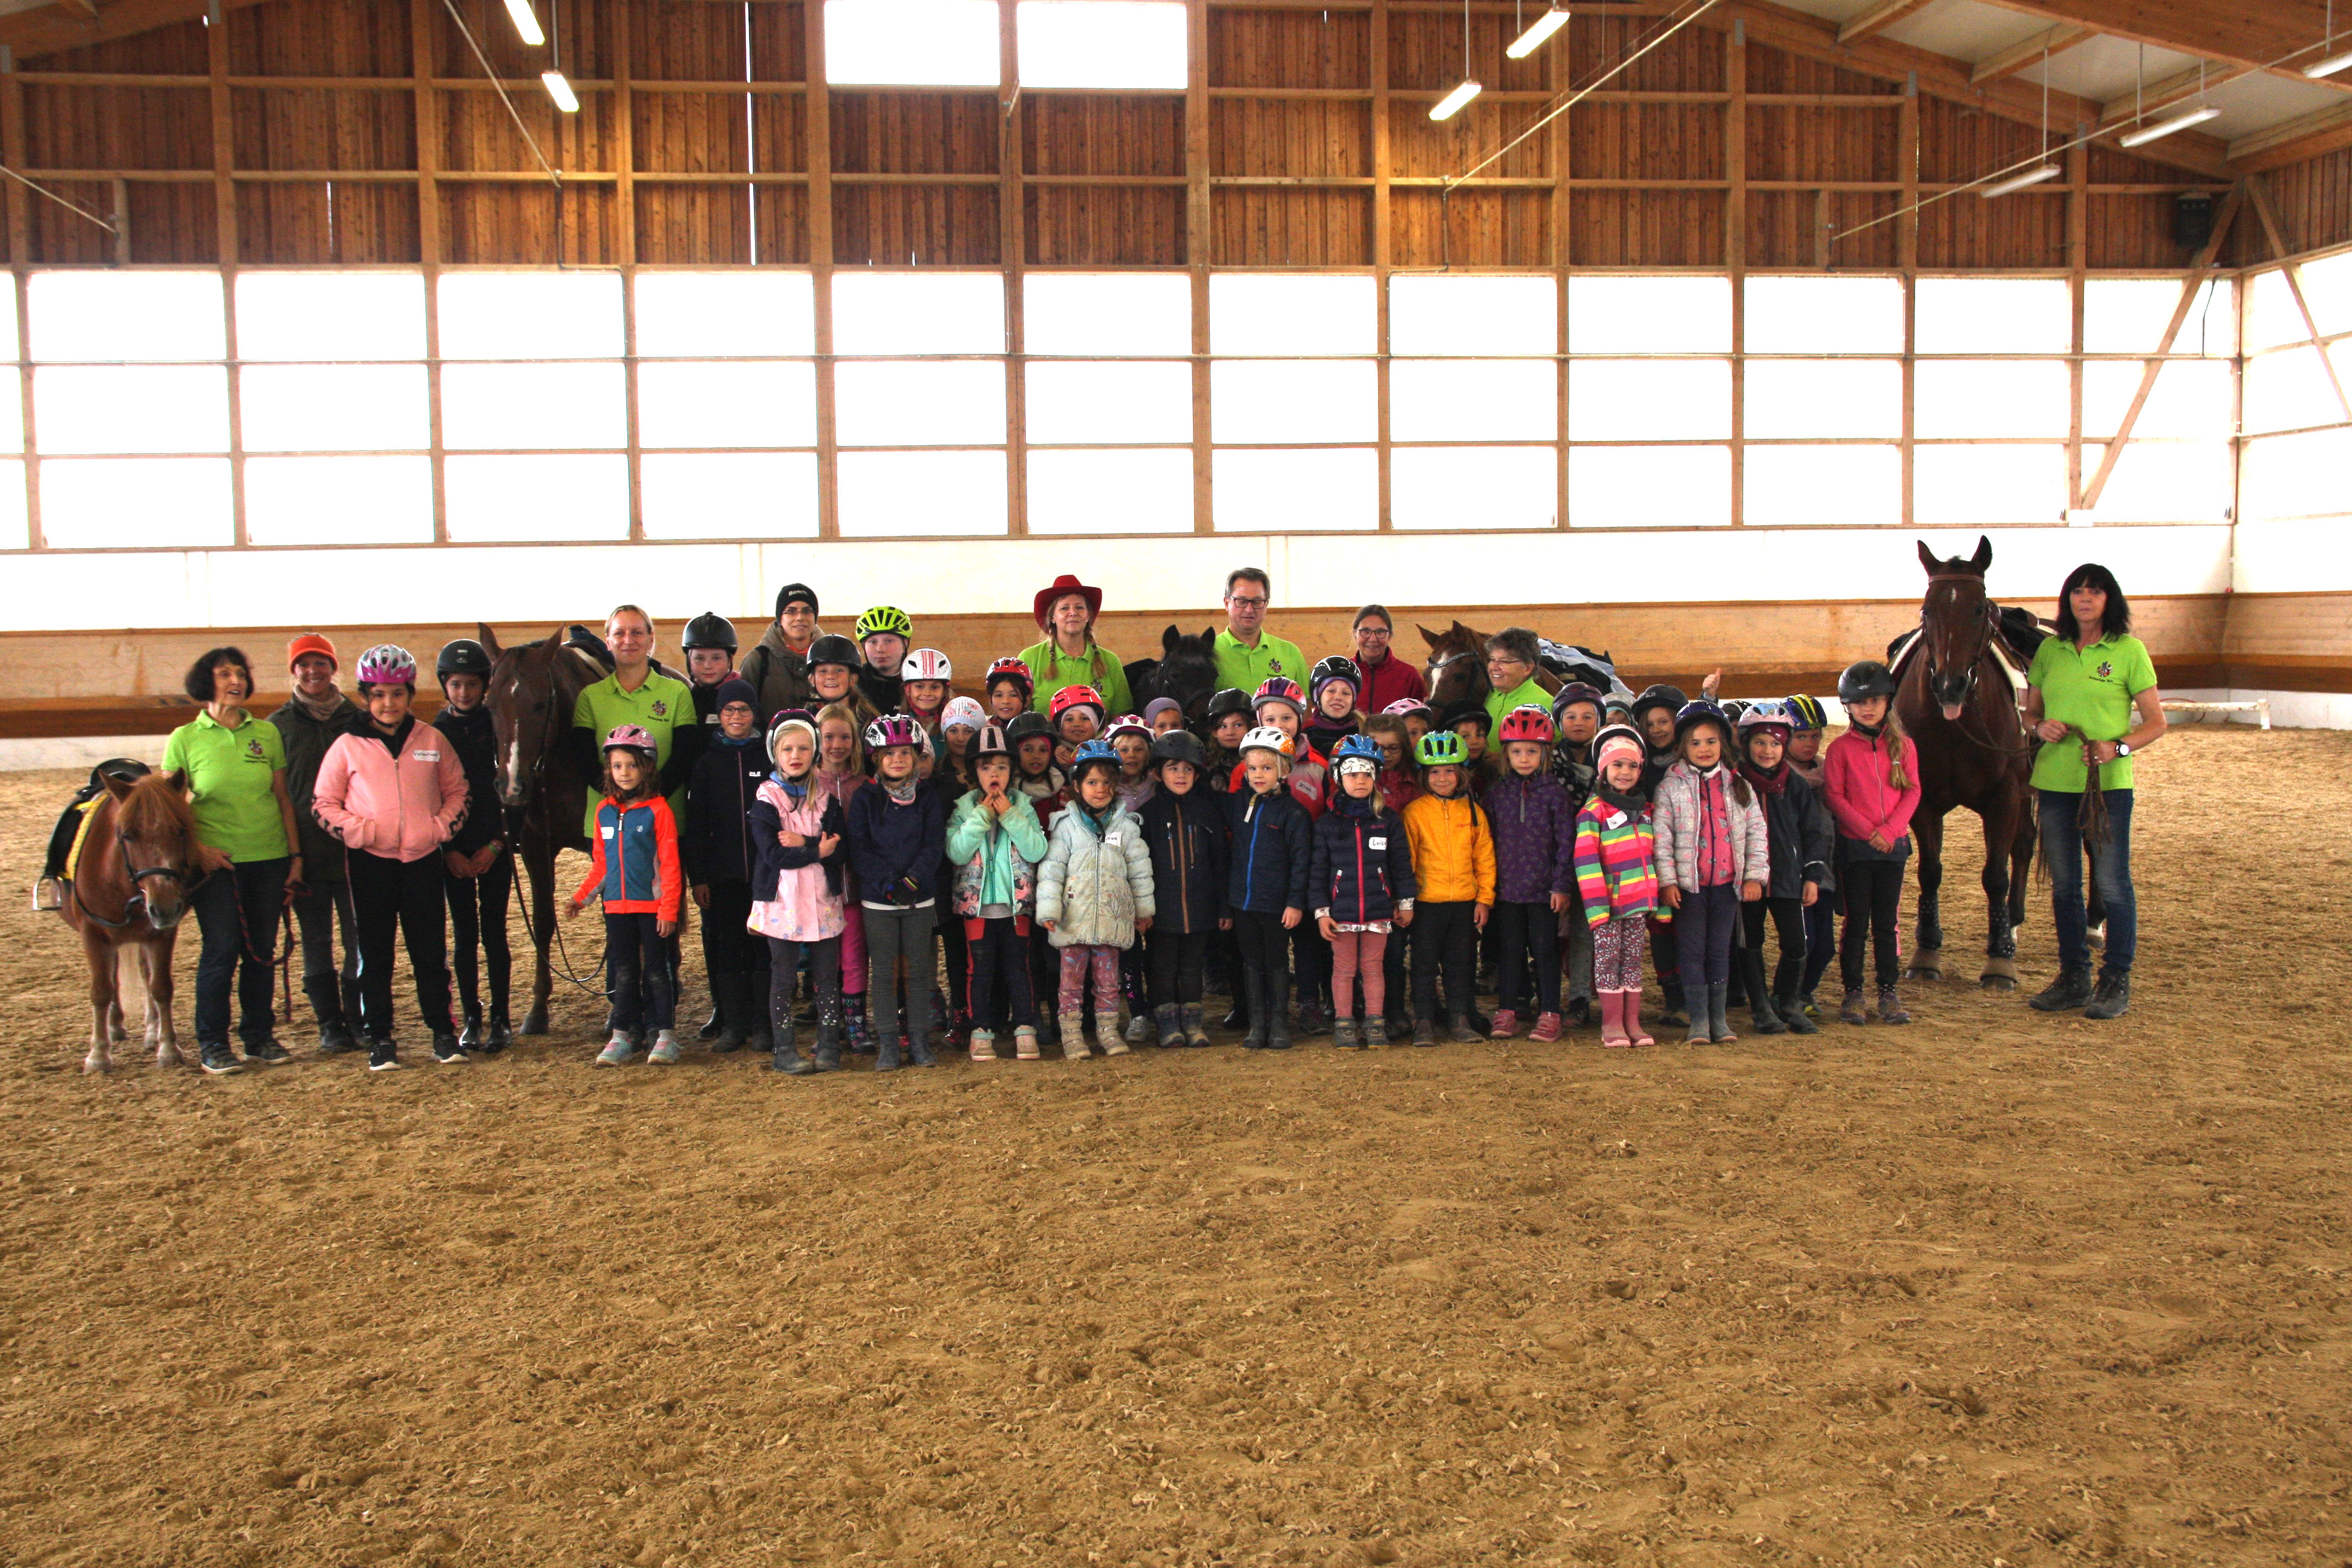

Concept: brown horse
[[1418, 621, 1564, 712], [56, 769, 199, 1073], [1895, 537, 2037, 989], [481, 624, 605, 1034]]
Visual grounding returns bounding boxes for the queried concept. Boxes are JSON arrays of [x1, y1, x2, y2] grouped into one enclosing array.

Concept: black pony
[[1124, 626, 1223, 728]]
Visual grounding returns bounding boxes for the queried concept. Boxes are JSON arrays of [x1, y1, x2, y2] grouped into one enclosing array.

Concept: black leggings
[[349, 849, 454, 1040], [1492, 898, 1560, 1014], [1742, 895, 1808, 997], [606, 910, 676, 1034], [766, 935, 841, 1040], [1840, 859, 1906, 990], [1410, 901, 1479, 1025], [444, 851, 513, 1024], [1289, 921, 1330, 1008], [1148, 927, 1213, 1008], [965, 915, 1037, 1030], [938, 899, 970, 1017]]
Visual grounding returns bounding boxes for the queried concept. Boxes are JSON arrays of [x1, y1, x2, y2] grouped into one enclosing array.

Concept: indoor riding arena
[[2, 0, 2350, 1560]]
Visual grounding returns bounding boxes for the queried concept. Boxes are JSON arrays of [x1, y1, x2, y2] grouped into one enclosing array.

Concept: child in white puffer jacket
[[1036, 740, 1155, 1062]]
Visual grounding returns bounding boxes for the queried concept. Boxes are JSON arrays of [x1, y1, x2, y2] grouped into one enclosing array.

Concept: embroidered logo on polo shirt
[[243, 739, 267, 761], [650, 699, 668, 718], [2095, 660, 2114, 680]]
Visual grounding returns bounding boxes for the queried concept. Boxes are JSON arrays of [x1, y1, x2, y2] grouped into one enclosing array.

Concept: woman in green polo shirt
[[162, 647, 305, 1075], [2022, 563, 2166, 1022], [1019, 573, 1131, 717]]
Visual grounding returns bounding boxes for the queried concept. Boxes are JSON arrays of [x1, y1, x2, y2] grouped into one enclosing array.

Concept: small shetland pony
[[56, 768, 201, 1073]]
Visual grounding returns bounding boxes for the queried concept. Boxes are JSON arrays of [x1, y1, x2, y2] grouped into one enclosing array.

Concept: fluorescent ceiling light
[[1506, 7, 1569, 58], [1978, 164, 2061, 199], [503, 0, 545, 47], [2306, 46, 2352, 78], [2117, 102, 2220, 146], [541, 70, 580, 113], [1429, 79, 1482, 120]]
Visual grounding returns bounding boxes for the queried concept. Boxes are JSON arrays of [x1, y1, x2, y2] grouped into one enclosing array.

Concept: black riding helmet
[[1005, 711, 1053, 744], [1838, 659, 1897, 704], [1674, 698, 1732, 741], [1630, 683, 1687, 725], [1151, 729, 1207, 770], [806, 633, 860, 672], [1204, 687, 1251, 724], [681, 611, 738, 653], [435, 638, 492, 685]]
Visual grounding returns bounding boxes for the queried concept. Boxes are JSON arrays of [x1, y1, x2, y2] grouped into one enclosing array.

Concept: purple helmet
[[863, 714, 923, 753], [355, 643, 418, 690]]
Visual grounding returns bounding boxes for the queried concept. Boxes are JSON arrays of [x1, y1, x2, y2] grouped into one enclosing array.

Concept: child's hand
[[1740, 879, 1763, 903], [1134, 916, 1152, 935], [1317, 915, 1338, 940], [1218, 916, 1233, 931], [1867, 830, 1891, 852], [692, 883, 711, 909], [1281, 907, 1302, 930], [818, 832, 840, 858], [1662, 884, 1682, 909], [564, 897, 583, 921], [780, 829, 806, 848], [1549, 891, 1572, 914], [656, 917, 677, 938], [1802, 880, 1818, 907], [1040, 917, 1057, 932], [1393, 907, 1411, 929], [1472, 902, 1491, 930], [1700, 668, 1722, 699]]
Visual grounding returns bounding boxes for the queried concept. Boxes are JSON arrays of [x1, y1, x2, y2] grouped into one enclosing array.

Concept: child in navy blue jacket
[[1224, 727, 1312, 1051], [1308, 736, 1417, 1050], [1140, 730, 1231, 1048], [843, 715, 947, 1071], [682, 678, 774, 1057]]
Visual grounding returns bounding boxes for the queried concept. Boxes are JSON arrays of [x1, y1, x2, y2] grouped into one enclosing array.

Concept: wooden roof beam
[[2097, 60, 2255, 127], [1971, 22, 2093, 87], [0, 0, 268, 59], [2230, 100, 2352, 172], [1838, 0, 1938, 47], [1969, 0, 2352, 98]]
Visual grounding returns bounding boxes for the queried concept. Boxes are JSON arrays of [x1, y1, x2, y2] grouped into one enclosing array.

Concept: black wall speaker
[[2174, 192, 2216, 252]]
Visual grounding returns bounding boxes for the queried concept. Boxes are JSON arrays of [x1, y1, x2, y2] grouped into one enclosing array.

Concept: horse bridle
[[1921, 571, 2000, 704], [72, 820, 202, 931]]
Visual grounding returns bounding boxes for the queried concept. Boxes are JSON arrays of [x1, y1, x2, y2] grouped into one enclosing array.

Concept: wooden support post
[[999, 0, 1025, 535], [1372, 0, 1390, 530], [3, 54, 36, 552], [2066, 126, 2085, 508], [2246, 174, 2352, 424], [2079, 181, 2245, 510], [1551, 8, 1570, 531], [1726, 19, 1743, 528], [617, 5, 641, 541], [410, 0, 445, 544], [1187, 0, 1211, 535], [1898, 72, 1915, 529], [806, 0, 837, 540], [209, 11, 247, 548]]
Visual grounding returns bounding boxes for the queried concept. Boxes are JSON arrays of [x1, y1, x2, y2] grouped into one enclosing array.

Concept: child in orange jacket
[[569, 725, 684, 1065]]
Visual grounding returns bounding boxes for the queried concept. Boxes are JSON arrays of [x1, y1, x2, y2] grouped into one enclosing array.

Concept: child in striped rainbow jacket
[[1572, 725, 1662, 1050]]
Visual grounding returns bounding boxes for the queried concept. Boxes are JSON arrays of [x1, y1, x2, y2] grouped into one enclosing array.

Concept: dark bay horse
[[481, 624, 607, 1034], [1123, 625, 1222, 727], [56, 768, 198, 1072], [1896, 537, 2037, 989]]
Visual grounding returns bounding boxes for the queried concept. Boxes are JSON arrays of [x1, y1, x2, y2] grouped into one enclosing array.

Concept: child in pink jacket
[[313, 644, 469, 1070], [1820, 662, 1921, 1028]]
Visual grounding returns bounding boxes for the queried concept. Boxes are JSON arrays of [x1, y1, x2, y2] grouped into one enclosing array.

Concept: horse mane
[[114, 773, 191, 838]]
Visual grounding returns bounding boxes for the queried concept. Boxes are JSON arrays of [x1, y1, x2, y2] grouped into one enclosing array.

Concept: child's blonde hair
[[1880, 709, 1912, 791], [816, 701, 865, 776]]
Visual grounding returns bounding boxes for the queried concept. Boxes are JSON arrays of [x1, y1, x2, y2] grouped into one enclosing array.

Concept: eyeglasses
[[1227, 595, 1268, 609], [1357, 625, 1392, 638]]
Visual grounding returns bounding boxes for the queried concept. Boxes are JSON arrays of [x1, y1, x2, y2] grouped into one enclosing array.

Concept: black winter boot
[[1741, 952, 1786, 1035], [712, 974, 752, 1053], [1774, 982, 1817, 1034], [1239, 950, 1269, 1049], [1266, 969, 1294, 1050], [2083, 970, 2131, 1019], [2029, 966, 2095, 1012]]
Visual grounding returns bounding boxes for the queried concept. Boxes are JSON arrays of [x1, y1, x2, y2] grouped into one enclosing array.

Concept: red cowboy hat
[[1033, 573, 1103, 629]]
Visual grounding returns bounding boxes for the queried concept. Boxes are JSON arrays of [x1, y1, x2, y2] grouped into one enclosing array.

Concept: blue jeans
[[190, 856, 289, 1048], [2039, 788, 2135, 976]]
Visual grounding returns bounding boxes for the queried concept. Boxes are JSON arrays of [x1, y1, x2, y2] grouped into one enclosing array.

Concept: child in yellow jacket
[[1400, 730, 1495, 1045]]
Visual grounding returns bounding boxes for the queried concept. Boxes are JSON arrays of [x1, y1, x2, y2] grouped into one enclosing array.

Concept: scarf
[[293, 687, 345, 723], [1594, 779, 1647, 815], [883, 776, 920, 805], [1739, 757, 1789, 797], [1334, 788, 1376, 819], [777, 774, 808, 804]]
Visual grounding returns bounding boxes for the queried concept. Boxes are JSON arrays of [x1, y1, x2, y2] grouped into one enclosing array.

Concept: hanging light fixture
[[1978, 164, 2060, 198], [1506, 6, 1569, 59], [1432, 0, 1481, 120], [2310, 0, 2352, 76], [2119, 102, 2219, 145], [503, 0, 544, 47], [541, 69, 580, 111]]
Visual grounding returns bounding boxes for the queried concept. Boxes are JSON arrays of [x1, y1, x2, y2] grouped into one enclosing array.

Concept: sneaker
[[315, 1022, 358, 1057], [595, 1034, 639, 1067], [648, 1030, 682, 1065], [1489, 1008, 1521, 1040], [366, 1036, 400, 1073], [243, 1038, 293, 1067], [431, 1033, 469, 1064], [1876, 988, 1911, 1025], [1123, 1013, 1150, 1045], [2083, 971, 2131, 1020], [198, 1041, 244, 1076], [1839, 989, 1870, 1026], [1527, 1011, 1563, 1043]]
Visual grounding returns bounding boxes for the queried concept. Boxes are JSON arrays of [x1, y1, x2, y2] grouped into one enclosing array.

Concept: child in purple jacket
[[1486, 705, 1578, 1041]]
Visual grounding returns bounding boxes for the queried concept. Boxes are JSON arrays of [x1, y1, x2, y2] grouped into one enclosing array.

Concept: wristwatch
[[2114, 741, 2132, 757]]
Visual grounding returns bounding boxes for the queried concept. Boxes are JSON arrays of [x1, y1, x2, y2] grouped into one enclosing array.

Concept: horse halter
[[74, 819, 200, 931], [1922, 571, 1999, 701]]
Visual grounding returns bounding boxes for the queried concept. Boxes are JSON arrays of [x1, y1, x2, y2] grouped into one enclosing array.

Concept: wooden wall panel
[[2083, 192, 2203, 269], [1747, 188, 1898, 269], [750, 183, 811, 264], [635, 183, 751, 264], [1211, 187, 1371, 266], [1027, 186, 1187, 266], [230, 0, 410, 76], [632, 91, 750, 174], [1563, 13, 1722, 91], [25, 85, 212, 169], [832, 183, 999, 266], [1207, 9, 1367, 90], [2244, 148, 2352, 264], [233, 87, 416, 171], [1211, 99, 1368, 177], [1391, 99, 1547, 178], [439, 181, 621, 263], [43, 17, 209, 73], [1023, 97, 1183, 178], [1914, 97, 2045, 186], [1743, 105, 1895, 184], [1743, 50, 1883, 97], [1569, 105, 1723, 183], [1569, 189, 1727, 267], [234, 180, 422, 264], [630, 0, 751, 79], [1390, 188, 1548, 268], [1384, 10, 1547, 94], [831, 93, 997, 175], [124, 180, 220, 262]]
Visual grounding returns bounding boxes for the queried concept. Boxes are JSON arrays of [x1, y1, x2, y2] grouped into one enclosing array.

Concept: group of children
[[550, 611, 1923, 1071]]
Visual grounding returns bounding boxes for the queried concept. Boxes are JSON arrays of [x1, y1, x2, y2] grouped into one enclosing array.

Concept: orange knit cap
[[286, 632, 339, 671]]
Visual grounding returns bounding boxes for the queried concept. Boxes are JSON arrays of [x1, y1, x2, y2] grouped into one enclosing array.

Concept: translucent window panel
[[837, 449, 1008, 536], [641, 453, 820, 540], [0, 293, 16, 362], [1025, 361, 1191, 443], [235, 272, 427, 361], [2082, 277, 2233, 357], [1743, 445, 1901, 528], [2299, 252, 2352, 338], [1212, 448, 1376, 532], [239, 364, 431, 452], [2243, 269, 2313, 353], [40, 457, 232, 548], [635, 272, 814, 358], [1564, 276, 1730, 354], [1391, 446, 1556, 531], [1210, 361, 1376, 443], [1023, 273, 1190, 357], [1911, 444, 2068, 526], [34, 365, 229, 454], [2078, 442, 2230, 523], [835, 361, 1007, 446], [437, 272, 624, 360], [1912, 361, 2068, 439], [0, 385, 22, 454], [826, 0, 998, 83], [1741, 360, 1901, 439], [0, 461, 23, 549], [2243, 428, 2352, 520], [637, 361, 818, 449], [442, 362, 627, 449], [1209, 275, 1374, 356], [1388, 275, 1555, 356], [244, 456, 434, 544], [2079, 359, 2232, 440], [1742, 276, 1903, 354], [28, 271, 223, 362], [832, 273, 1005, 355], [443, 454, 630, 541], [2240, 345, 2350, 436], [1566, 445, 1730, 528], [1913, 278, 2070, 354], [1018, 1, 1185, 87], [1027, 449, 1194, 534], [1390, 360, 1555, 442], [1564, 360, 1730, 442]]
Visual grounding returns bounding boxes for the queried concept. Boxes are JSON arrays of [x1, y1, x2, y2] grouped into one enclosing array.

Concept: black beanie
[[775, 582, 817, 617]]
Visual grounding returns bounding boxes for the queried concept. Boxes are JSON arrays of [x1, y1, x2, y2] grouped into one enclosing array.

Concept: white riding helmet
[[1239, 725, 1296, 759], [900, 648, 953, 683]]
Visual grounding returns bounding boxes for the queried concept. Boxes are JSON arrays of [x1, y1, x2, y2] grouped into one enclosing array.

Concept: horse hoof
[[1979, 973, 2017, 992], [521, 1008, 549, 1036], [83, 1056, 109, 1074], [1907, 947, 1944, 981]]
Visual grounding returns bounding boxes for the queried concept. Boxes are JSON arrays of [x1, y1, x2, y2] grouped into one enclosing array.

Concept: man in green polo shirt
[[1211, 566, 1307, 695], [1482, 626, 1553, 732], [572, 604, 698, 838]]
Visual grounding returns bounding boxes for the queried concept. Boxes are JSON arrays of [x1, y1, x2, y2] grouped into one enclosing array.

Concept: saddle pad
[[62, 797, 103, 884]]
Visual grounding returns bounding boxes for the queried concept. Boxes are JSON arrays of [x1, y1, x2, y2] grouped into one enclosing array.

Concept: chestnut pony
[[56, 768, 200, 1072]]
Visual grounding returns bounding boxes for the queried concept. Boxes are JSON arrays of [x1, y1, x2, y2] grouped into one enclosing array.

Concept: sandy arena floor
[[1, 726, 2347, 1567]]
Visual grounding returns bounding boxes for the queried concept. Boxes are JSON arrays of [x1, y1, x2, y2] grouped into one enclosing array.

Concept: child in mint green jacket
[[945, 722, 1050, 1062]]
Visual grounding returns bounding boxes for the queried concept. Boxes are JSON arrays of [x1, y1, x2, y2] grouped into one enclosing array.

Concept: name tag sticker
[[414, 750, 440, 762], [1605, 811, 1627, 829], [602, 826, 616, 838], [1105, 832, 1122, 846], [1368, 836, 1387, 850]]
